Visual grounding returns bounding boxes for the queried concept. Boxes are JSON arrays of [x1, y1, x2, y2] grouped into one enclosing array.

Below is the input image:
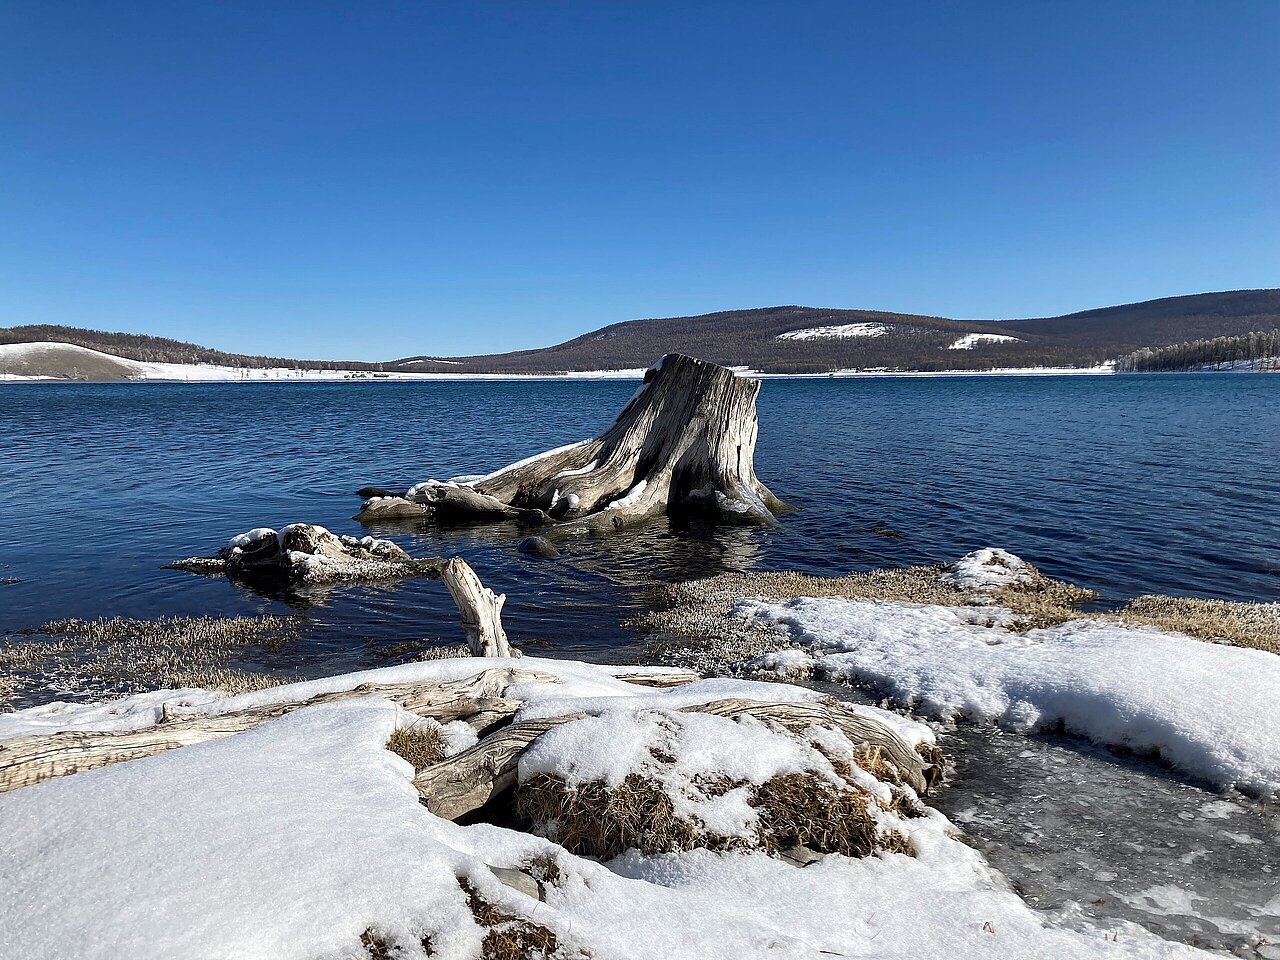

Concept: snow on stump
[[355, 354, 787, 537], [512, 709, 925, 862], [169, 523, 442, 585]]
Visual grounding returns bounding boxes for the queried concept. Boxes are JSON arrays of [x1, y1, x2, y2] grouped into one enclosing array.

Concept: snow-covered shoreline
[[0, 657, 1212, 959], [0, 341, 1118, 382]]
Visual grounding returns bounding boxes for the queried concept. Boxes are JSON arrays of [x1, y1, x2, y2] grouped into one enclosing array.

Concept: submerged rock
[[517, 536, 560, 558], [170, 523, 440, 585]]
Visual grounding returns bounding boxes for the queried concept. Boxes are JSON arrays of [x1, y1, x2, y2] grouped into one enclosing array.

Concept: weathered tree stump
[[356, 354, 786, 536]]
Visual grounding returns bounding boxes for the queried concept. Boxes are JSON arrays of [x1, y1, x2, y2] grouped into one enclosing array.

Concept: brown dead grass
[[372, 640, 472, 665], [0, 615, 303, 710], [754, 772, 914, 858], [519, 772, 700, 861], [457, 878, 559, 960], [359, 927, 434, 958], [519, 853, 563, 887], [386, 724, 446, 772], [848, 745, 927, 820], [517, 757, 915, 863], [360, 928, 395, 960], [1118, 595, 1280, 653], [633, 558, 1280, 672]]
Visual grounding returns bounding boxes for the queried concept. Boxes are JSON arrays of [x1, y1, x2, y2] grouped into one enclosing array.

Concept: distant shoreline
[[0, 365, 1119, 383], [0, 340, 1120, 383]]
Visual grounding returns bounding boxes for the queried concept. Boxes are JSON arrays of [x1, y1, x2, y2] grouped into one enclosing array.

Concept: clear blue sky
[[1, 2, 1276, 360]]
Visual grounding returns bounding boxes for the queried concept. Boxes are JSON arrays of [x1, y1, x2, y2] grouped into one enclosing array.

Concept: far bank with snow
[[0, 341, 1121, 383]]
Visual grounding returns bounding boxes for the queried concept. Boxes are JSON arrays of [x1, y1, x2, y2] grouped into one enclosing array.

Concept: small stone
[[777, 845, 824, 868], [489, 866, 545, 901]]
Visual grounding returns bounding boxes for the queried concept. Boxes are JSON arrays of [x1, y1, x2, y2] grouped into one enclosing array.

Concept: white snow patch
[[554, 459, 599, 479], [607, 478, 649, 510], [777, 322, 891, 341], [743, 648, 816, 682], [226, 527, 278, 551], [948, 333, 1024, 350], [940, 548, 1034, 591], [0, 657, 1210, 959], [740, 598, 1280, 795]]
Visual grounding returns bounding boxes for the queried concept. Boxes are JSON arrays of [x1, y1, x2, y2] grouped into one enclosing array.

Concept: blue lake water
[[1, 375, 1277, 677]]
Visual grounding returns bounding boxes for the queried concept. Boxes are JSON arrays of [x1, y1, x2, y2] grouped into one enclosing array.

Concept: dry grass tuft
[[633, 556, 1280, 675], [457, 878, 559, 960], [518, 772, 700, 861], [630, 559, 1098, 673], [386, 724, 446, 772], [0, 615, 302, 710], [848, 745, 927, 819], [1118, 595, 1280, 653], [373, 640, 472, 665], [752, 772, 914, 858], [359, 927, 434, 958], [517, 756, 916, 863], [360, 928, 395, 959], [520, 853, 563, 887]]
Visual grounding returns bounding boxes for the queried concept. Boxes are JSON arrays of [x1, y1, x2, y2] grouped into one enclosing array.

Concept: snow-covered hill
[[0, 342, 649, 382]]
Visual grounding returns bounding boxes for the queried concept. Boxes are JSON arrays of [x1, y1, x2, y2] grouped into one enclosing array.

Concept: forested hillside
[[394, 289, 1280, 374], [1116, 330, 1280, 372], [395, 307, 1096, 374], [1002, 290, 1280, 351]]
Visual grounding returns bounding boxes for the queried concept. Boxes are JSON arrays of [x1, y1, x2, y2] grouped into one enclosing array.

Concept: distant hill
[[1001, 290, 1280, 351], [0, 325, 385, 372], [400, 308, 1051, 374], [394, 289, 1280, 374], [3, 289, 1277, 379], [0, 342, 143, 380]]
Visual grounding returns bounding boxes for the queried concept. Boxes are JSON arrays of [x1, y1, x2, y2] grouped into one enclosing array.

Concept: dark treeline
[[0, 325, 382, 371], [1116, 330, 1280, 372]]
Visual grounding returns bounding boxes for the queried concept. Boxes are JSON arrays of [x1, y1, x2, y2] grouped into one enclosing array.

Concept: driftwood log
[[0, 667, 543, 795], [414, 696, 940, 821], [356, 354, 786, 536], [442, 557, 512, 657], [0, 664, 700, 794], [414, 713, 585, 820], [687, 698, 944, 794]]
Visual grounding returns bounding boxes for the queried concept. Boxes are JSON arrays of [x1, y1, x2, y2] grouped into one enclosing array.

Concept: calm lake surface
[[1, 374, 1277, 674]]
